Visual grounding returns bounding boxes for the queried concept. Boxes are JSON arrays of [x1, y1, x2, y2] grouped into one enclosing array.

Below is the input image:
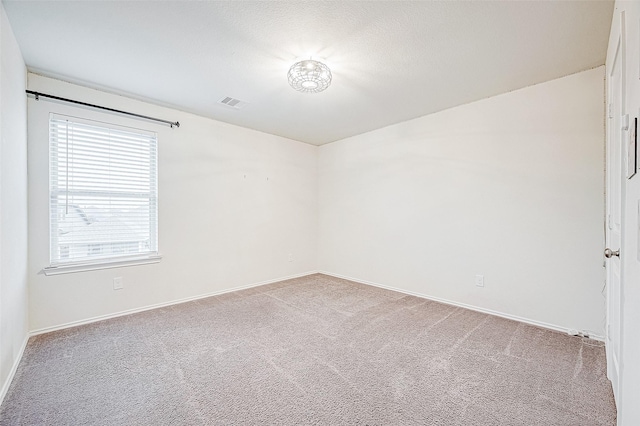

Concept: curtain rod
[[25, 90, 180, 128]]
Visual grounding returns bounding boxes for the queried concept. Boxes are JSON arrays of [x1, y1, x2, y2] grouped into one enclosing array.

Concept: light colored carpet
[[0, 273, 616, 425]]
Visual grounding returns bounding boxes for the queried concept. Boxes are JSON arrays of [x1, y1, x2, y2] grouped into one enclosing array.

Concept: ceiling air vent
[[218, 96, 249, 109]]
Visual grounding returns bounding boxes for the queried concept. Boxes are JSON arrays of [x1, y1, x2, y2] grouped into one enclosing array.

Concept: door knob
[[604, 248, 620, 258]]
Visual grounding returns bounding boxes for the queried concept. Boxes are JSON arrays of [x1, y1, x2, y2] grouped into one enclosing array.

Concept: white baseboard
[[318, 271, 605, 342], [30, 270, 319, 336], [0, 333, 29, 407]]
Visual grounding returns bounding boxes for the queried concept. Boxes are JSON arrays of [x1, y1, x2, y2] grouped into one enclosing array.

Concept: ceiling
[[3, 1, 614, 146]]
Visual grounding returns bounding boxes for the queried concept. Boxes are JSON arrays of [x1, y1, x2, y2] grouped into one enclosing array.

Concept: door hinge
[[622, 114, 630, 130]]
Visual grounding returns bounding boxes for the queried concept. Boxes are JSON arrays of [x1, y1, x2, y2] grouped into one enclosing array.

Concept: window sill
[[43, 254, 162, 276]]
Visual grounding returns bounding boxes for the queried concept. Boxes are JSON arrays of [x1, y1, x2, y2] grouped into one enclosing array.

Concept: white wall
[[27, 74, 318, 332], [608, 2, 640, 424], [0, 2, 28, 401], [318, 67, 606, 336]]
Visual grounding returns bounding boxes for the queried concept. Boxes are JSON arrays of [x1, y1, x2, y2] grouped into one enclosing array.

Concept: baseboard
[[28, 268, 604, 339], [318, 271, 605, 342], [0, 333, 29, 406], [30, 270, 319, 336]]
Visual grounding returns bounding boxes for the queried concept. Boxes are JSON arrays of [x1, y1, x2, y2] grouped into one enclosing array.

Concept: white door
[[605, 30, 625, 402]]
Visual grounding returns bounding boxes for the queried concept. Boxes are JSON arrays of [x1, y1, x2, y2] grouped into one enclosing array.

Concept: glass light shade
[[287, 59, 332, 94]]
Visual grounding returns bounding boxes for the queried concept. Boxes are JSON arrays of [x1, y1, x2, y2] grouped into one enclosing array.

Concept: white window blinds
[[49, 114, 158, 266]]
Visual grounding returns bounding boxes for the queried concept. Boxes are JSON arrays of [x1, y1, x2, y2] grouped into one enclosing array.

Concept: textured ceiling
[[3, 1, 613, 145]]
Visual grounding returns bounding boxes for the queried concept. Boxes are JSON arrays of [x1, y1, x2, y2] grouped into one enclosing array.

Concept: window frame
[[44, 113, 161, 275]]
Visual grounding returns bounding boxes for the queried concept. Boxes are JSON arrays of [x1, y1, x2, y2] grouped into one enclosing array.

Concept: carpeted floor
[[0, 273, 616, 425]]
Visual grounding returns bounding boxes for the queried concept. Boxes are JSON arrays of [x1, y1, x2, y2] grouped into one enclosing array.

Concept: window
[[48, 114, 158, 271]]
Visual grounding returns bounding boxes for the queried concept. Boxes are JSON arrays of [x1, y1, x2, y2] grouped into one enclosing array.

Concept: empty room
[[0, 0, 639, 424]]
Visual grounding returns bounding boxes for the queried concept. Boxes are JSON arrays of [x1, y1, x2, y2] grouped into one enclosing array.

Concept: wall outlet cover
[[475, 275, 484, 287], [113, 277, 123, 290]]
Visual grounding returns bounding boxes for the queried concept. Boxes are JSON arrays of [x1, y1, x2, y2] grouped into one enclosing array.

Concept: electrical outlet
[[475, 275, 484, 287], [288, 253, 293, 262], [568, 329, 590, 338], [113, 277, 123, 290]]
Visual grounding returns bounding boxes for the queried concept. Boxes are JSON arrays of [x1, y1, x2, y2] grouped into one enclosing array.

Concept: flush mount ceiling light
[[287, 59, 332, 94]]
